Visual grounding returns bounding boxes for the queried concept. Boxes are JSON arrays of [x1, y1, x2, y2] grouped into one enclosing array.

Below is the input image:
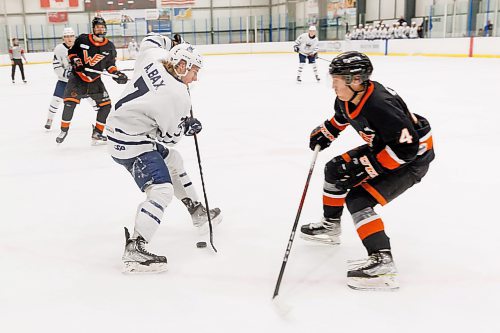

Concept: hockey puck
[[196, 241, 207, 248]]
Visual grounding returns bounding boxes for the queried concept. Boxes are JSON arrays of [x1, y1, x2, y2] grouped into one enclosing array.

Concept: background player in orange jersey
[[56, 17, 128, 145]]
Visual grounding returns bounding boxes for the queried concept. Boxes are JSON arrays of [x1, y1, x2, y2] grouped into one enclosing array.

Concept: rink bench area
[[2, 36, 500, 66]]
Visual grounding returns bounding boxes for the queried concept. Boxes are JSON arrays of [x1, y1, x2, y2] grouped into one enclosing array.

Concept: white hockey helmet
[[168, 43, 203, 73], [309, 25, 317, 31], [63, 27, 75, 37]]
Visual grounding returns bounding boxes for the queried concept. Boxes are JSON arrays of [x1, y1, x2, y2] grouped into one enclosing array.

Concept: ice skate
[[182, 198, 222, 234], [23, 80, 27, 84], [122, 227, 167, 273], [300, 217, 341, 245], [315, 75, 321, 82], [11, 80, 15, 84], [296, 76, 302, 83], [347, 250, 399, 291], [56, 130, 68, 143], [44, 118, 53, 130], [91, 125, 107, 146]]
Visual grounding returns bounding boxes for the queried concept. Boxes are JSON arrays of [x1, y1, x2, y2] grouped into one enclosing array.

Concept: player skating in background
[[127, 39, 139, 59], [106, 43, 222, 273], [9, 38, 28, 83], [302, 51, 434, 290], [293, 26, 320, 83], [55, 17, 128, 145], [45, 27, 76, 130]]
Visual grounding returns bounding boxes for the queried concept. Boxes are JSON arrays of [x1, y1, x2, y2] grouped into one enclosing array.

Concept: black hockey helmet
[[329, 51, 373, 83], [92, 17, 107, 37], [172, 33, 184, 47]]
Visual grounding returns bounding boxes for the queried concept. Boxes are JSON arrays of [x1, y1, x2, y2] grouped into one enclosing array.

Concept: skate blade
[[91, 140, 107, 146], [347, 275, 399, 291], [196, 214, 223, 235], [122, 262, 168, 274], [299, 233, 340, 245]]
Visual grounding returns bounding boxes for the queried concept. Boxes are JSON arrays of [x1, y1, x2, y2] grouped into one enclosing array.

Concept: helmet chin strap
[[347, 81, 368, 103]]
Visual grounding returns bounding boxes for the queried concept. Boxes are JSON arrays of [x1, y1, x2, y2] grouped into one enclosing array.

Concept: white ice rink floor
[[1, 53, 499, 332]]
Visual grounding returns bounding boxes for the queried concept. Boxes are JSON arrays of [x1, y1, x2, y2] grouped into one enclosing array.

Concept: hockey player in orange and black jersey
[[56, 17, 128, 144], [301, 51, 435, 291]]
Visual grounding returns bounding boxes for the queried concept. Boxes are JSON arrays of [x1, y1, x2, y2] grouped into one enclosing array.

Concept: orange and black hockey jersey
[[328, 81, 434, 171], [68, 34, 118, 83]]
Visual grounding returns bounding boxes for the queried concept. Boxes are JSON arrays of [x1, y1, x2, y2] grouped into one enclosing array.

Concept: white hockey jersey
[[106, 48, 191, 160], [52, 43, 72, 82], [294, 32, 319, 55]]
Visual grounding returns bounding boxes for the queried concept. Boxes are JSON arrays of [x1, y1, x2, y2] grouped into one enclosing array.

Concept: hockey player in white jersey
[[293, 26, 320, 83], [106, 43, 222, 273], [45, 27, 75, 130]]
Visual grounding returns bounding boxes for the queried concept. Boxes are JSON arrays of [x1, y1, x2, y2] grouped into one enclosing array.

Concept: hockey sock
[[134, 183, 173, 242], [297, 63, 305, 78], [352, 207, 391, 255], [323, 180, 347, 219], [164, 149, 199, 201], [47, 96, 62, 120], [312, 63, 319, 77]]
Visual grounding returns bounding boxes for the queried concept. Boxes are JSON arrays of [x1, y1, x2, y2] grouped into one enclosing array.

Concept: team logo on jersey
[[359, 127, 375, 146], [83, 50, 105, 66], [80, 44, 89, 50]]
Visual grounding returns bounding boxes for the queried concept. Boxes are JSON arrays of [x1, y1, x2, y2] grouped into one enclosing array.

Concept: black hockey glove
[[328, 146, 384, 191], [313, 52, 318, 59], [309, 120, 336, 151], [293, 45, 300, 53], [72, 57, 84, 72], [113, 71, 128, 84], [184, 117, 202, 136]]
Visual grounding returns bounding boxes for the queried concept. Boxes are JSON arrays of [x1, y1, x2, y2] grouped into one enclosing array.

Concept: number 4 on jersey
[[399, 128, 413, 144]]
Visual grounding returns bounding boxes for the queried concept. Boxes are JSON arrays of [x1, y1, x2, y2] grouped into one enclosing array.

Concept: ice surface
[[1, 53, 499, 332]]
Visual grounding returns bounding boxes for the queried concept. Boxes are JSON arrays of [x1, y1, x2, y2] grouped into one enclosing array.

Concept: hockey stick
[[298, 52, 331, 63], [84, 67, 119, 78], [189, 106, 217, 253], [272, 145, 321, 300]]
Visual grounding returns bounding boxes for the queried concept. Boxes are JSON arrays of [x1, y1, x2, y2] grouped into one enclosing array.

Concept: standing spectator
[[9, 38, 27, 84], [397, 16, 407, 26], [417, 22, 425, 38], [485, 20, 493, 37], [477, 28, 484, 37]]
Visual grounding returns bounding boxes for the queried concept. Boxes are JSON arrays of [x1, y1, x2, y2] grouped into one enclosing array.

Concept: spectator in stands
[[409, 22, 419, 39], [477, 28, 484, 37], [397, 16, 407, 26], [485, 20, 493, 36]]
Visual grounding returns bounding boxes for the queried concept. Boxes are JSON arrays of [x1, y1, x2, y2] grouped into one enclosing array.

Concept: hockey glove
[[113, 71, 128, 84], [184, 117, 202, 136], [309, 120, 336, 151], [328, 146, 383, 191], [293, 45, 300, 53], [72, 57, 84, 72]]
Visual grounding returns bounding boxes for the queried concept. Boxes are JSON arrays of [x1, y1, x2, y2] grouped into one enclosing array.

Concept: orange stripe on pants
[[323, 195, 345, 207], [356, 218, 385, 240], [361, 183, 388, 206]]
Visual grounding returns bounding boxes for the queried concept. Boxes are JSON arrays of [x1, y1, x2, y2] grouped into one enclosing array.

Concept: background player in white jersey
[[45, 27, 75, 130], [106, 44, 222, 273], [293, 26, 320, 83], [127, 39, 139, 59]]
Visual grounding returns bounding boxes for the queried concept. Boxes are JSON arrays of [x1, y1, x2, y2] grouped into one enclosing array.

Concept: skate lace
[[357, 253, 383, 270], [136, 239, 156, 257]]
